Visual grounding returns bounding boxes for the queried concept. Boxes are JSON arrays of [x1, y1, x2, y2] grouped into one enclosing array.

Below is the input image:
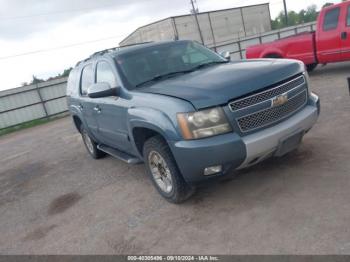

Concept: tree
[[271, 4, 318, 30], [30, 75, 44, 85], [322, 3, 334, 8], [22, 67, 73, 86]]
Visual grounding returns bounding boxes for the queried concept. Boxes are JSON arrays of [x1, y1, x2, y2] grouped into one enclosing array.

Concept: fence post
[[36, 83, 48, 118], [237, 41, 243, 59]]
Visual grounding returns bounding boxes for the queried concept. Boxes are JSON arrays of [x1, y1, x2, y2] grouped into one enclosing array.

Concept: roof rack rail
[[119, 41, 154, 48], [75, 41, 154, 66]]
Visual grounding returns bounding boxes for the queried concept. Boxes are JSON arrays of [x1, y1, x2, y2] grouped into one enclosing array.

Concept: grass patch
[[0, 114, 68, 137]]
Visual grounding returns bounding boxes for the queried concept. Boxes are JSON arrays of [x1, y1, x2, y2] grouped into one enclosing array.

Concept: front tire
[[143, 136, 194, 203], [80, 125, 106, 159], [306, 63, 317, 72]]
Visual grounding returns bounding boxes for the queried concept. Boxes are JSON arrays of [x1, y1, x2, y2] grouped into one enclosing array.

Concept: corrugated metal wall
[[0, 77, 68, 129], [120, 4, 271, 47], [0, 22, 316, 130]]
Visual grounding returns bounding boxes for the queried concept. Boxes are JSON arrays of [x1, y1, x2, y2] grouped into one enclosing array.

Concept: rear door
[[340, 2, 350, 60], [317, 6, 342, 63], [93, 60, 132, 152]]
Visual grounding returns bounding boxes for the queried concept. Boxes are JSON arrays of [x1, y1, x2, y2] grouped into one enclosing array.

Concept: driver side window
[[96, 61, 117, 87]]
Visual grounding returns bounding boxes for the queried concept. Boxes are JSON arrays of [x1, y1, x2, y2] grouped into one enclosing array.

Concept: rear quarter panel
[[246, 32, 317, 65]]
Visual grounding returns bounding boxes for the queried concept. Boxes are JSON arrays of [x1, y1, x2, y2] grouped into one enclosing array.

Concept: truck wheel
[[80, 125, 106, 159], [306, 63, 317, 72], [143, 136, 194, 203]]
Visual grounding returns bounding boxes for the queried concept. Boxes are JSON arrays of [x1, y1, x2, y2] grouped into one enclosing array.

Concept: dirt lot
[[1, 62, 350, 255]]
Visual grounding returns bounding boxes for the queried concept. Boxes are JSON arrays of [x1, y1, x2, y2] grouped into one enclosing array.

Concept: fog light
[[204, 165, 222, 176]]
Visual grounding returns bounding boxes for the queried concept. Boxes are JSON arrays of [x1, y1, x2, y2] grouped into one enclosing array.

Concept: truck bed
[[246, 32, 317, 65]]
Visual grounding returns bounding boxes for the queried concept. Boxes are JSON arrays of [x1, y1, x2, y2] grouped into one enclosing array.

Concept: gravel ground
[[1, 61, 350, 254]]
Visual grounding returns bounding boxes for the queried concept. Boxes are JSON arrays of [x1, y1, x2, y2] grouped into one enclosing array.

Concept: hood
[[136, 59, 304, 109]]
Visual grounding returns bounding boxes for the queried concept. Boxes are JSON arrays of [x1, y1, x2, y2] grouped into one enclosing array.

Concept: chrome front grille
[[229, 75, 305, 112], [237, 90, 307, 132]]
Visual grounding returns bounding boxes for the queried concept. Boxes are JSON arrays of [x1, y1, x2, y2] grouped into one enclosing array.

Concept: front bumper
[[169, 94, 320, 184]]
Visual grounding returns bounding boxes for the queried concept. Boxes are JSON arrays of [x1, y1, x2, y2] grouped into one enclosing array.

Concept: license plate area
[[275, 130, 304, 157]]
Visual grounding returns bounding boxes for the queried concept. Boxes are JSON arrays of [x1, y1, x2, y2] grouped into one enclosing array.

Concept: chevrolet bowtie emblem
[[272, 94, 288, 107]]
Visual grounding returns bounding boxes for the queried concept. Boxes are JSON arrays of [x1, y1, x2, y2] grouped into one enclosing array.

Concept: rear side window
[[347, 5, 350, 26], [80, 64, 94, 96], [323, 7, 340, 31], [96, 61, 117, 87], [67, 69, 77, 96]]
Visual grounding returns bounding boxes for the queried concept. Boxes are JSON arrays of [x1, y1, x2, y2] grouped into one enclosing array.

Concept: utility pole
[[283, 0, 288, 26], [190, 0, 204, 44]]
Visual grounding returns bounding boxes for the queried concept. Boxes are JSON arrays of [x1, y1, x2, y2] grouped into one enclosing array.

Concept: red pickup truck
[[246, 1, 350, 71]]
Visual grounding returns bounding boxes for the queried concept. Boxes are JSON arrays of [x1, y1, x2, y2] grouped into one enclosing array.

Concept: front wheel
[[143, 136, 194, 203], [306, 63, 317, 72]]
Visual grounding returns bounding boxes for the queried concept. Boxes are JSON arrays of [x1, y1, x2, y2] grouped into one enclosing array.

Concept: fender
[[68, 104, 99, 142], [127, 107, 181, 158]]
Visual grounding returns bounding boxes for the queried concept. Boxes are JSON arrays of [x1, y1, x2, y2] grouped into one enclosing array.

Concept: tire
[[264, 54, 282, 59], [80, 125, 106, 159], [306, 63, 317, 72], [143, 135, 194, 203]]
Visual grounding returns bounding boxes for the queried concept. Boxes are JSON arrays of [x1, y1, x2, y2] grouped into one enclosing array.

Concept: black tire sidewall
[[143, 136, 194, 203], [80, 125, 104, 159]]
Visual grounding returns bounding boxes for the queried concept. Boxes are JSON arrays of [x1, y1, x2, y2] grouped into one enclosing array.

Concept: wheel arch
[[128, 107, 180, 159], [131, 126, 167, 158], [263, 52, 283, 58], [72, 115, 83, 132]]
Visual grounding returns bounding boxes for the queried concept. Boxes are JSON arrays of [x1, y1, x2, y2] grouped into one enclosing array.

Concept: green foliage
[[0, 114, 67, 136], [22, 67, 73, 86], [30, 75, 45, 85], [322, 3, 334, 8], [271, 4, 318, 30]]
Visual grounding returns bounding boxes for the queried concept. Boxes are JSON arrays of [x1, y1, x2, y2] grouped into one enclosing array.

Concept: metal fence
[[213, 21, 316, 59], [0, 77, 68, 130], [0, 22, 317, 130]]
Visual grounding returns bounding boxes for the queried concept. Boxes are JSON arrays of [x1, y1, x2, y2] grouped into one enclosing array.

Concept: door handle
[[93, 106, 101, 113], [78, 104, 83, 110], [341, 32, 347, 40]]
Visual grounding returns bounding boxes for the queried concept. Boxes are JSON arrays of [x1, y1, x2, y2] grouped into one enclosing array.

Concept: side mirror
[[220, 51, 231, 61], [87, 83, 120, 98]]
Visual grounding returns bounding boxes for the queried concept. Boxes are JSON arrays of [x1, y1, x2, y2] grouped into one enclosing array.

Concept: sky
[[0, 0, 337, 90]]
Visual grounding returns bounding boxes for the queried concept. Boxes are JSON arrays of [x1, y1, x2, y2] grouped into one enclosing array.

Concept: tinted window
[[96, 61, 116, 87], [116, 41, 225, 88], [67, 69, 78, 96], [347, 5, 350, 26], [323, 7, 340, 31], [80, 64, 94, 96]]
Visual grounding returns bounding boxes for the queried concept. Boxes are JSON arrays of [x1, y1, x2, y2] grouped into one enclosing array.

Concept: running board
[[97, 144, 142, 164]]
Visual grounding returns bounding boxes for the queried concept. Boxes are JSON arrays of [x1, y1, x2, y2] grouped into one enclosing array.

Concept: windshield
[[115, 41, 226, 89]]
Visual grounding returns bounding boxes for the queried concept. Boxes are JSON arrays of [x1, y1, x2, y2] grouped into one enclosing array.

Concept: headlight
[[303, 71, 310, 94], [177, 107, 232, 139]]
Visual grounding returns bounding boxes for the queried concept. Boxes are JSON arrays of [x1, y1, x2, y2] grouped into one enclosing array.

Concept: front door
[[317, 6, 342, 63], [341, 2, 350, 60], [93, 60, 131, 152], [80, 63, 99, 138]]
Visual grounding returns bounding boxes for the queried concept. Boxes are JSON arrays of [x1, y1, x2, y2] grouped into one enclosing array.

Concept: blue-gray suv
[[67, 40, 320, 203]]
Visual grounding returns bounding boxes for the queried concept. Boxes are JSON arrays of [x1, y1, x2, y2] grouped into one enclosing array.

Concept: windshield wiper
[[135, 61, 229, 88], [190, 60, 229, 71], [135, 70, 194, 87]]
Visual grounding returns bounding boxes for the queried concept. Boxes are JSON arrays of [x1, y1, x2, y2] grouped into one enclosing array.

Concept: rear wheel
[[143, 136, 194, 203], [80, 125, 106, 159]]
